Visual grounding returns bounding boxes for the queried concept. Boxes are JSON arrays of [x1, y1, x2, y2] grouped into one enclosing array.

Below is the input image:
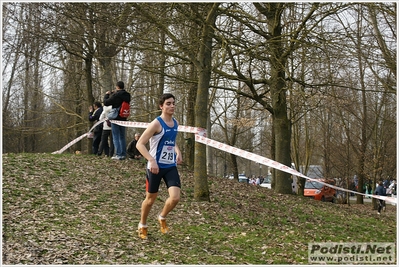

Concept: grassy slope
[[2, 153, 397, 265]]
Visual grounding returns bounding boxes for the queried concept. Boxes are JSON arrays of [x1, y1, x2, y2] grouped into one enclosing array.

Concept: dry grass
[[2, 153, 396, 264]]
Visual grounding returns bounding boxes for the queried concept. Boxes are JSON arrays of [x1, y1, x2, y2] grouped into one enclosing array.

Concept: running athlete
[[136, 93, 183, 240]]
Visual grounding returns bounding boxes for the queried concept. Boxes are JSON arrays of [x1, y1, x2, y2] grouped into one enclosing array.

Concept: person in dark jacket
[[103, 81, 131, 160], [127, 132, 143, 160], [374, 181, 386, 214], [88, 102, 103, 155]]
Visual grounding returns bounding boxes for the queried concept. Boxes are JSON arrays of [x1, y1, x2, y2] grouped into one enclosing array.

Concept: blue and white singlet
[[147, 116, 178, 169]]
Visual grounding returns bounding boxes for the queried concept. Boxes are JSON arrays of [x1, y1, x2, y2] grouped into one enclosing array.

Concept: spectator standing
[[374, 181, 387, 215], [98, 105, 114, 157], [103, 81, 131, 160], [353, 175, 358, 191], [127, 133, 143, 160], [136, 93, 183, 240], [389, 179, 397, 197], [383, 179, 390, 188], [367, 179, 373, 195], [88, 102, 103, 155]]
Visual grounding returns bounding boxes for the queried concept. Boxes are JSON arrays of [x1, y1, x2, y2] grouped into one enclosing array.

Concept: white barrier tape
[[109, 120, 149, 129], [51, 120, 104, 154], [108, 120, 208, 137], [53, 120, 397, 204], [51, 133, 88, 154], [194, 134, 397, 204]]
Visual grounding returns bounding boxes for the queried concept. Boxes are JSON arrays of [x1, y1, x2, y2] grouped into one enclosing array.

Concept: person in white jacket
[[98, 105, 114, 157], [389, 179, 397, 198]]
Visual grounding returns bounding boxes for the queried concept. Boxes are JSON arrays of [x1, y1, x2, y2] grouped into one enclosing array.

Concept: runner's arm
[[136, 119, 161, 174], [175, 144, 182, 165]]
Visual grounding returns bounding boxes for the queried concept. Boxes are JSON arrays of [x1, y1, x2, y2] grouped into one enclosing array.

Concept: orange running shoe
[[137, 224, 148, 240], [158, 215, 169, 234]]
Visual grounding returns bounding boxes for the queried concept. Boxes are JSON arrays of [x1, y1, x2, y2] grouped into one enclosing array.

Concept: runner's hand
[[148, 159, 159, 174]]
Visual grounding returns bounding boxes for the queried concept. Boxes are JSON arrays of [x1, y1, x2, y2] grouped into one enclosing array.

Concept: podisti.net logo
[[308, 242, 396, 264]]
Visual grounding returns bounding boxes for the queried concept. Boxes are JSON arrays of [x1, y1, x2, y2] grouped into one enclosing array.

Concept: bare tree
[[3, 3, 47, 152], [213, 3, 327, 193], [131, 3, 220, 201], [2, 3, 395, 208]]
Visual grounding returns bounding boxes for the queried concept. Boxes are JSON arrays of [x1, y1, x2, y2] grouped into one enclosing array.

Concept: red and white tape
[[53, 119, 397, 204]]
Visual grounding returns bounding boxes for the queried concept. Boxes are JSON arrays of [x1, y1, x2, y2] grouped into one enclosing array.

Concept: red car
[[304, 179, 336, 202]]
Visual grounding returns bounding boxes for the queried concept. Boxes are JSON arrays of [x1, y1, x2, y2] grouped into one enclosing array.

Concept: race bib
[[159, 145, 175, 164]]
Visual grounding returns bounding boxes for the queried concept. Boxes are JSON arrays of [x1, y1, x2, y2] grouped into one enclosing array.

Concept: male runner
[[136, 93, 183, 240]]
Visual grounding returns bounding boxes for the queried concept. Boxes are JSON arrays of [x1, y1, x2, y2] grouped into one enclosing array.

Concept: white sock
[[159, 215, 166, 220], [139, 223, 147, 228]]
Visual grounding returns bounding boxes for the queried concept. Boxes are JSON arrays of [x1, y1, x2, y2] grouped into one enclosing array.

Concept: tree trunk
[[265, 3, 292, 194], [99, 57, 114, 95], [85, 56, 94, 153], [206, 114, 213, 176], [194, 3, 219, 201], [356, 7, 367, 204], [184, 63, 196, 170]]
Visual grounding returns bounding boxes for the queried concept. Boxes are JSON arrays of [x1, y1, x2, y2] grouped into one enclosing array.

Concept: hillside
[[2, 153, 397, 265]]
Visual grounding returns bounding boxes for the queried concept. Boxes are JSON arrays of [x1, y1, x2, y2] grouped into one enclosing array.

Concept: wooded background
[[2, 3, 396, 201]]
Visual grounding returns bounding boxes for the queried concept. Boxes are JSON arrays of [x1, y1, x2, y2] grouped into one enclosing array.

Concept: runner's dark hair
[[158, 93, 175, 106]]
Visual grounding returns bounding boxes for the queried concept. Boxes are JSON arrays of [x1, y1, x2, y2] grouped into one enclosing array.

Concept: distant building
[[299, 165, 324, 178]]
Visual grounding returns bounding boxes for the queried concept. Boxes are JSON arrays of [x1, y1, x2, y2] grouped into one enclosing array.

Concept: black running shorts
[[146, 166, 181, 193]]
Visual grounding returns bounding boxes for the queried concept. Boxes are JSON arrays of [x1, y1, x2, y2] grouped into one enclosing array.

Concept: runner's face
[[161, 97, 175, 114]]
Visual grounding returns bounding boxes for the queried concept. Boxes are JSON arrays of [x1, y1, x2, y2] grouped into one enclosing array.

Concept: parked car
[[304, 179, 336, 202], [238, 174, 248, 183], [260, 175, 272, 189]]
